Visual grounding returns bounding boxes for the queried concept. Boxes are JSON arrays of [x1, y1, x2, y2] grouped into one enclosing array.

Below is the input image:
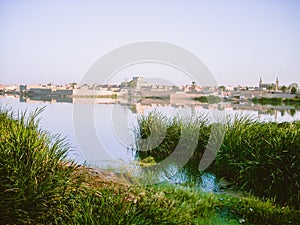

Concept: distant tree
[[280, 85, 287, 92], [291, 86, 297, 94], [288, 83, 298, 90], [70, 82, 77, 89], [218, 86, 226, 91], [267, 85, 275, 90]]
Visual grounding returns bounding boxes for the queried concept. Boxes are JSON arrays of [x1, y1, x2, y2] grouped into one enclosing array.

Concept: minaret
[[259, 77, 263, 88], [275, 77, 279, 91]]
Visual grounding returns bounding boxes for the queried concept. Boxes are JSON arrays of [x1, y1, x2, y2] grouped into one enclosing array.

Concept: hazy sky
[[0, 0, 299, 86]]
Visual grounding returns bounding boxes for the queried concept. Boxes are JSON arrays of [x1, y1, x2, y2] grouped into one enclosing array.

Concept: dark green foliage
[[284, 98, 300, 104], [0, 107, 76, 223], [135, 111, 211, 162], [212, 118, 300, 209], [291, 86, 297, 94], [252, 96, 300, 105], [135, 112, 300, 209], [193, 95, 222, 103], [252, 97, 283, 105]]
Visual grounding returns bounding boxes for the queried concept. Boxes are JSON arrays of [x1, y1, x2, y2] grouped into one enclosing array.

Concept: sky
[[0, 0, 300, 86]]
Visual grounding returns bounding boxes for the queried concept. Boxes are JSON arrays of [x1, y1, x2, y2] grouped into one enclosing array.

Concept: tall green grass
[[135, 111, 211, 163], [213, 117, 300, 208], [134, 112, 300, 209], [0, 107, 76, 223]]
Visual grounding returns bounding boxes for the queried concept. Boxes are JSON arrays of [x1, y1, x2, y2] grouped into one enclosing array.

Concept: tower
[[275, 77, 279, 91], [259, 77, 263, 88]]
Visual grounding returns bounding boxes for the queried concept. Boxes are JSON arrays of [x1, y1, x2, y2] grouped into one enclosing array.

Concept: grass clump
[[0, 107, 76, 224], [135, 111, 211, 162], [134, 112, 300, 209], [212, 117, 300, 208]]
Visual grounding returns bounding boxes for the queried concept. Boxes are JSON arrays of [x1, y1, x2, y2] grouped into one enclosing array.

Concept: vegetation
[[1, 107, 299, 224], [252, 96, 300, 105], [135, 111, 211, 163], [284, 97, 300, 104], [291, 86, 297, 94], [144, 96, 170, 100], [267, 85, 276, 91], [0, 107, 76, 223], [211, 117, 300, 208], [134, 112, 300, 209], [280, 85, 287, 92], [252, 97, 283, 105], [218, 86, 226, 91], [193, 95, 222, 104]]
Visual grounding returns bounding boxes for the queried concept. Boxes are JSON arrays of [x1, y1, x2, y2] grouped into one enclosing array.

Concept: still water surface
[[1, 96, 299, 168]]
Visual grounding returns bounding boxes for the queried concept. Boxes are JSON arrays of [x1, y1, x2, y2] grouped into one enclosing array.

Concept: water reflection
[[128, 161, 220, 192], [15, 94, 300, 123], [164, 168, 220, 193], [19, 95, 74, 103], [1, 95, 300, 168]]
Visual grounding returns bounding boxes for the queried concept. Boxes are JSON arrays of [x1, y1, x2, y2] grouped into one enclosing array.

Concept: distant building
[[20, 85, 27, 93], [259, 77, 279, 91], [225, 86, 234, 91], [133, 76, 150, 90]]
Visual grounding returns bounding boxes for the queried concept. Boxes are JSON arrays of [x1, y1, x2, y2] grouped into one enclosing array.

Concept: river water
[[0, 96, 300, 166], [1, 95, 299, 171]]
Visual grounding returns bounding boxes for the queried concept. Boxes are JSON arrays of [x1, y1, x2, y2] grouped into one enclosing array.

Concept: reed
[[0, 107, 76, 223], [214, 116, 300, 208], [134, 111, 211, 162], [134, 112, 300, 208]]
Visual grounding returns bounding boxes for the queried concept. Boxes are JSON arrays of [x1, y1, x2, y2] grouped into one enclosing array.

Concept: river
[[1, 95, 299, 170]]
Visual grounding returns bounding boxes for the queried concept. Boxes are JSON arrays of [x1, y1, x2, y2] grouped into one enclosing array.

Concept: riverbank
[[1, 107, 299, 224]]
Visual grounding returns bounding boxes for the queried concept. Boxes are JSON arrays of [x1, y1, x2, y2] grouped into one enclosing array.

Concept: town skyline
[[1, 76, 299, 100], [0, 76, 299, 89]]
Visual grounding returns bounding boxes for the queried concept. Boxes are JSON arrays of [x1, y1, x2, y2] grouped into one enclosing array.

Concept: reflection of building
[[55, 89, 73, 95], [20, 95, 74, 103], [29, 88, 52, 95], [259, 77, 279, 91]]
